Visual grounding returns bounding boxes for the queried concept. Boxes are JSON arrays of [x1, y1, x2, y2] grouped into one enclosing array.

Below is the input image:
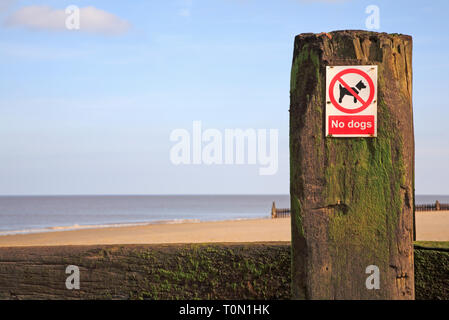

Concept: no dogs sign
[[326, 65, 377, 137]]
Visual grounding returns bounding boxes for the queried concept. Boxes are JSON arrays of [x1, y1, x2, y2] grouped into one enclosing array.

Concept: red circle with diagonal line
[[329, 68, 375, 114]]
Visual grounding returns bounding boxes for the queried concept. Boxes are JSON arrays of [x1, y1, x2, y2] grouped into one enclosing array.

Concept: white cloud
[[4, 5, 131, 35]]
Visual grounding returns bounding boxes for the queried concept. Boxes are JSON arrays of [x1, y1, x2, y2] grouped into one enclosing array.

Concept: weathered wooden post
[[290, 30, 414, 299]]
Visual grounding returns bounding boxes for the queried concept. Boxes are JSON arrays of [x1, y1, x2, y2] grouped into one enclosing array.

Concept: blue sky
[[0, 0, 448, 195]]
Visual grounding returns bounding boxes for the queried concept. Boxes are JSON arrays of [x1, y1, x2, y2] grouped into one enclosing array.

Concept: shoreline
[[0, 211, 447, 247], [0, 216, 269, 237], [0, 217, 291, 247]]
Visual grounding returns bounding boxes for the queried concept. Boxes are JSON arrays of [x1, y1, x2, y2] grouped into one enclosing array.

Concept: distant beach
[[415, 211, 449, 241], [0, 210, 447, 247], [0, 195, 290, 236], [0, 195, 447, 247], [0, 194, 446, 236], [0, 218, 291, 247]]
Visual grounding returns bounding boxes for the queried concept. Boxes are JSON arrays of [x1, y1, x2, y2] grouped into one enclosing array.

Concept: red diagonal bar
[[336, 76, 367, 105]]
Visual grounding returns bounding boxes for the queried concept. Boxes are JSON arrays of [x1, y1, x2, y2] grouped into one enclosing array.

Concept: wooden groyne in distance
[[271, 200, 448, 217], [416, 201, 449, 211], [271, 202, 290, 218]]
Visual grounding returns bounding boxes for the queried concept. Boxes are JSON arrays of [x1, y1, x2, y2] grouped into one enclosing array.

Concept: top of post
[[294, 30, 412, 42], [291, 30, 413, 67]]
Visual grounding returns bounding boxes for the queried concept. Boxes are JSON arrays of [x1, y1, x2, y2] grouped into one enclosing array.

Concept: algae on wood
[[290, 30, 414, 299], [0, 243, 291, 300], [1, 243, 448, 300]]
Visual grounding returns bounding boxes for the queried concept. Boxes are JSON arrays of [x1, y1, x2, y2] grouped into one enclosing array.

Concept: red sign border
[[328, 68, 375, 114]]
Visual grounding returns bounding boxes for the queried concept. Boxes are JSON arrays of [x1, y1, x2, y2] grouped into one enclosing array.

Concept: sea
[[0, 195, 289, 236], [0, 194, 447, 236]]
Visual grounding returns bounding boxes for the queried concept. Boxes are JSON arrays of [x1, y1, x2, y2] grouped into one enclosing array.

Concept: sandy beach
[[416, 211, 449, 241], [0, 218, 291, 247], [0, 211, 447, 247]]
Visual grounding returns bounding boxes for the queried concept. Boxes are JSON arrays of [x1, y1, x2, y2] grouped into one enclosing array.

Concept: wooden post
[[290, 30, 414, 299], [435, 200, 440, 211], [271, 201, 277, 218]]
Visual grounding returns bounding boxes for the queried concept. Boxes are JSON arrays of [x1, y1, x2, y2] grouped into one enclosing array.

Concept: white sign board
[[326, 65, 377, 137]]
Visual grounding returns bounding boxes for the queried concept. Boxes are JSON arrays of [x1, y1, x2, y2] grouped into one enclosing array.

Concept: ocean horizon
[[0, 194, 447, 236], [0, 194, 289, 236]]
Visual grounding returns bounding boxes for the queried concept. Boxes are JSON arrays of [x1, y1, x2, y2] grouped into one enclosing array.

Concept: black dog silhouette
[[338, 80, 367, 103]]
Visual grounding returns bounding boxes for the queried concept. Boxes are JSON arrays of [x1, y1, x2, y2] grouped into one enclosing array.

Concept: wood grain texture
[[0, 243, 291, 300], [0, 243, 446, 300], [290, 30, 414, 299]]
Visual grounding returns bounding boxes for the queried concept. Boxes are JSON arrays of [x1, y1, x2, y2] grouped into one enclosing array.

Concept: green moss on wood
[[290, 31, 414, 299], [324, 95, 405, 285], [415, 241, 449, 250], [414, 246, 449, 300], [1, 243, 447, 300], [291, 195, 304, 237], [290, 44, 320, 95]]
